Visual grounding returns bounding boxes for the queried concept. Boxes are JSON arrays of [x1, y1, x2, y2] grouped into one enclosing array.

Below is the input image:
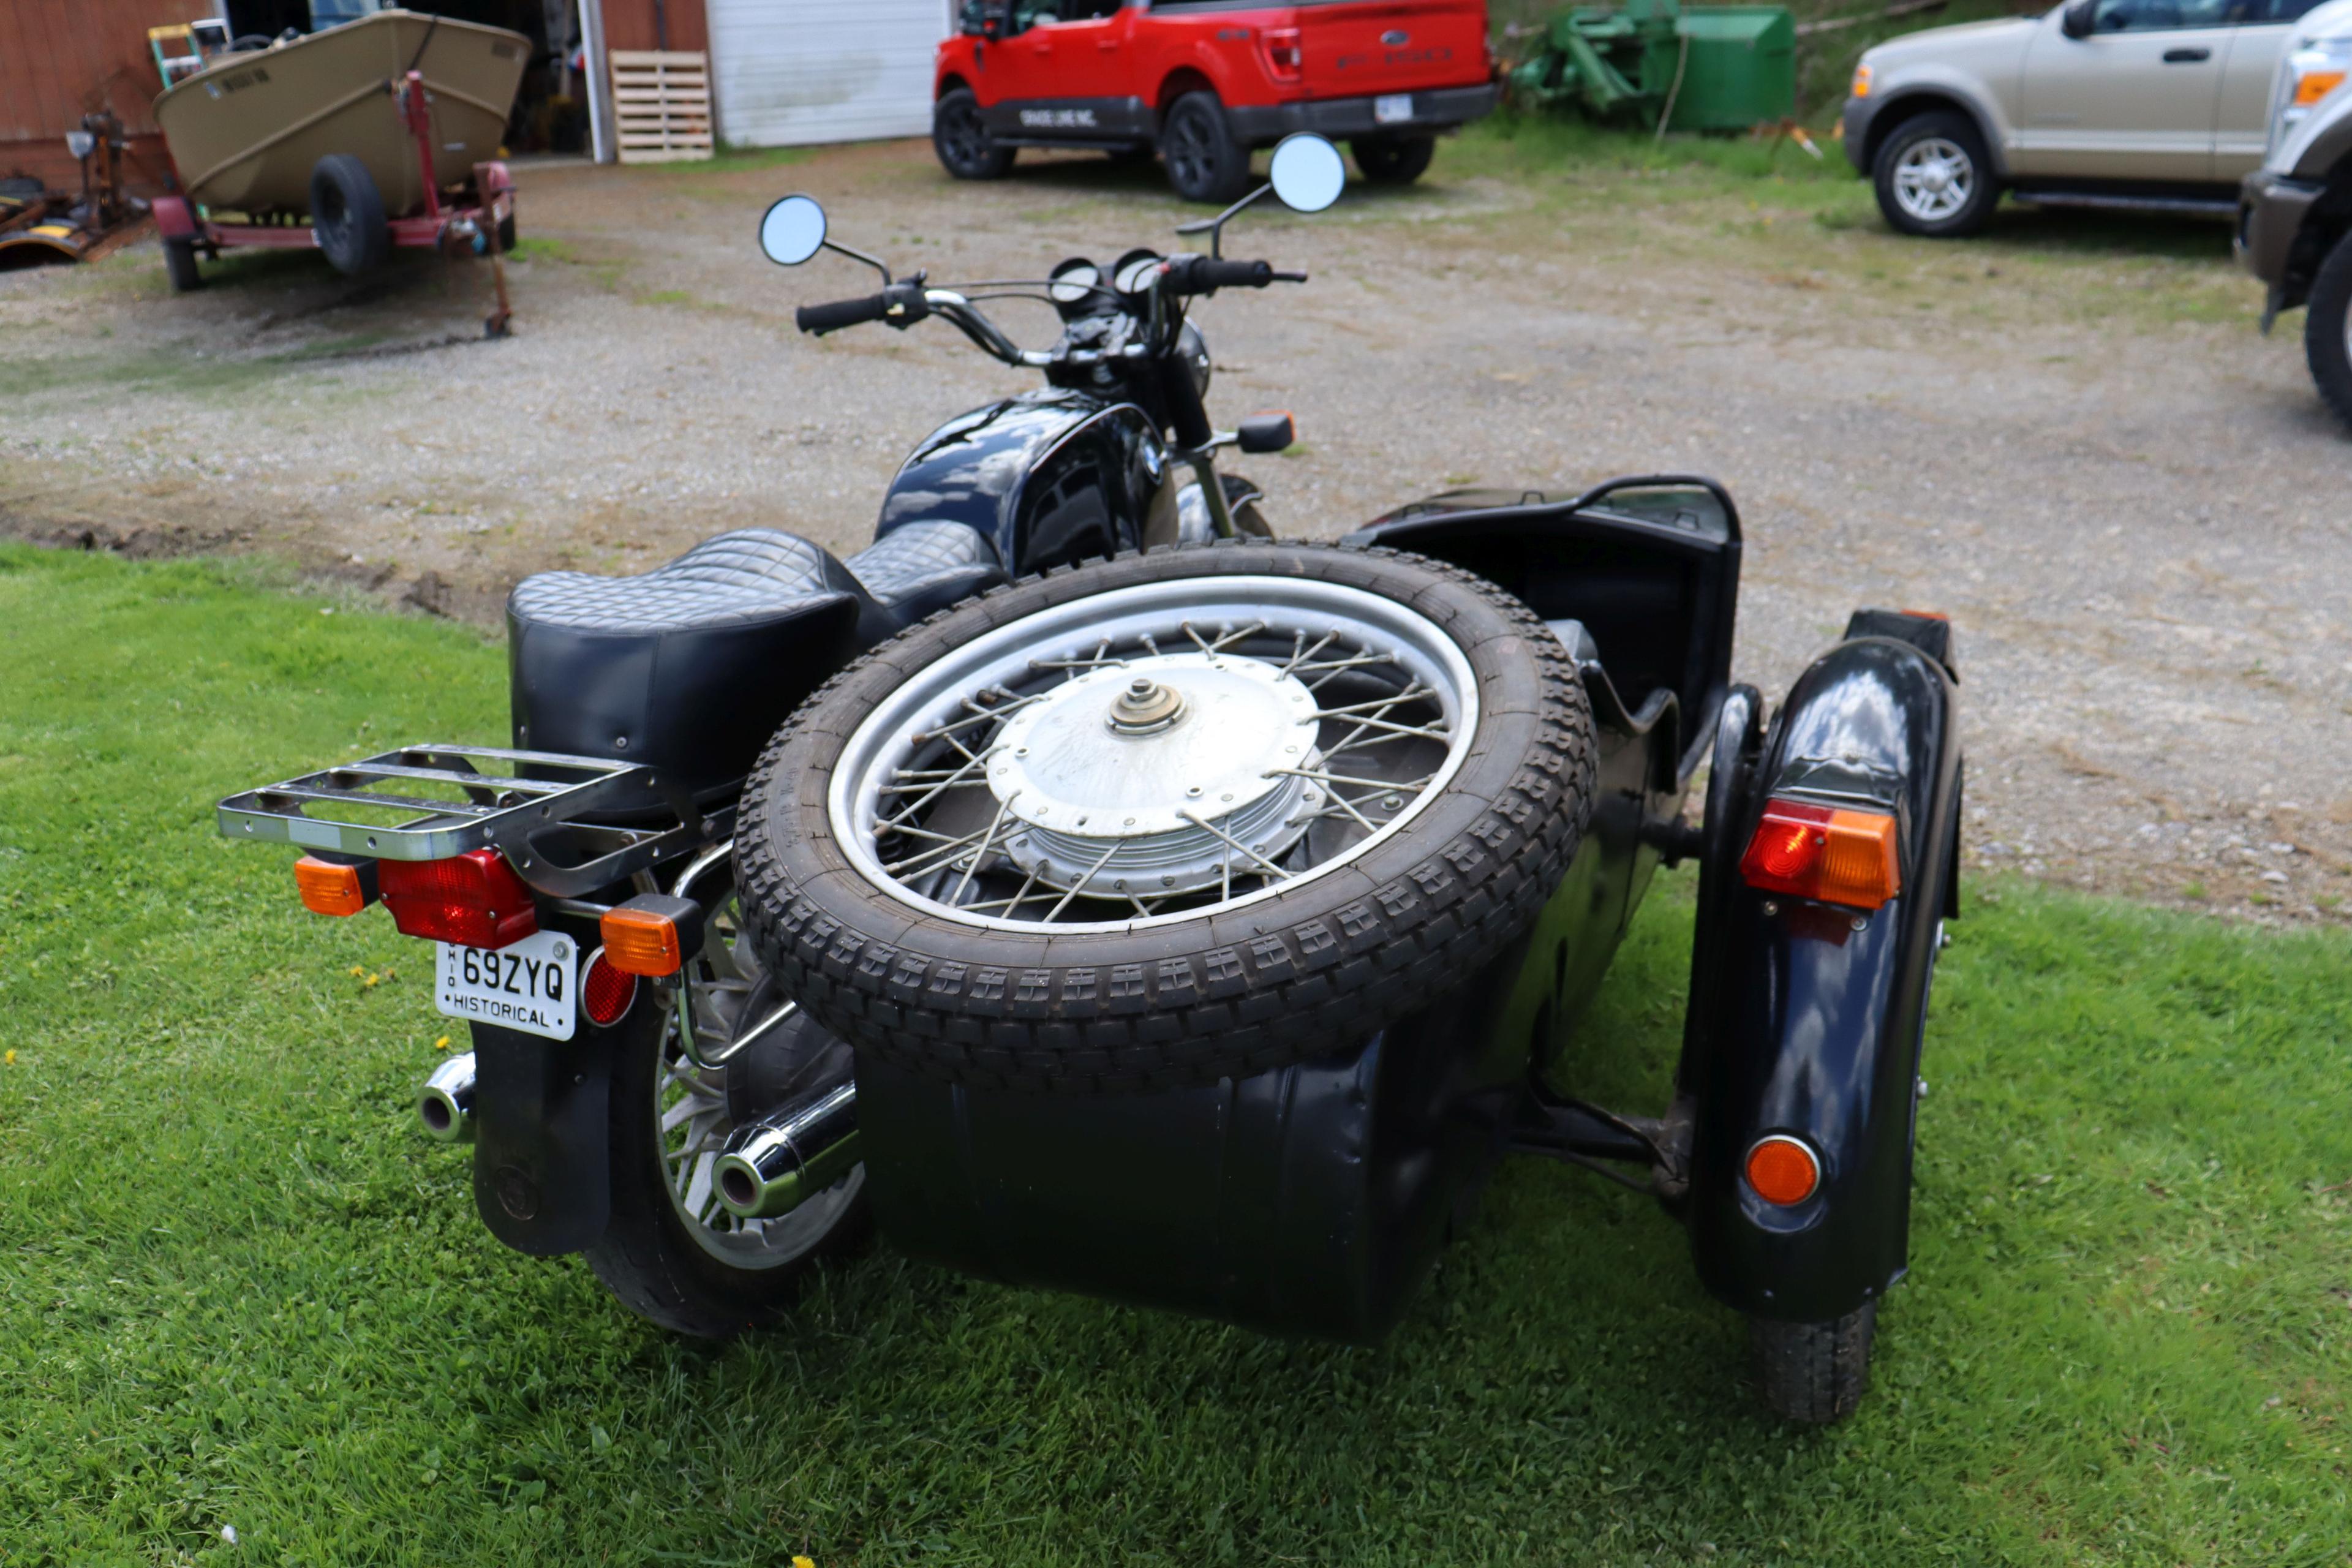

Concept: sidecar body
[[852, 476, 1960, 1344]]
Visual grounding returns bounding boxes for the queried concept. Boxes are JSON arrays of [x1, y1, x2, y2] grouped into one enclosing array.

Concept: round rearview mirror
[[1268, 134, 1345, 214], [758, 194, 827, 266]]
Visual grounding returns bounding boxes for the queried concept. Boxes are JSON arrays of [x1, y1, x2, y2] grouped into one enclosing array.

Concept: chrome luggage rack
[[216, 745, 731, 899]]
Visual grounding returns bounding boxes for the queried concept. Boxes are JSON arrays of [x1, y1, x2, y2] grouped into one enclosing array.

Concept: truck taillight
[[1262, 25, 1302, 81], [1739, 798, 1901, 911], [377, 848, 538, 949]]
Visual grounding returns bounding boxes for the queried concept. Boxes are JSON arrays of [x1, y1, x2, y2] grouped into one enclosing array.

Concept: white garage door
[[707, 0, 952, 147]]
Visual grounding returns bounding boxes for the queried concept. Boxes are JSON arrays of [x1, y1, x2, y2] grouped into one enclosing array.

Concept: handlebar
[[1159, 256, 1307, 296], [796, 282, 932, 336]]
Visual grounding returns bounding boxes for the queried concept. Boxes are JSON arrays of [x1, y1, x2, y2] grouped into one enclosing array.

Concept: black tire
[[2304, 231, 2352, 434], [581, 973, 870, 1337], [1352, 135, 1435, 186], [1752, 1301, 1878, 1424], [163, 236, 203, 293], [308, 153, 389, 277], [1159, 91, 1253, 205], [933, 86, 1015, 180], [736, 541, 1599, 1095], [1871, 110, 1997, 239]]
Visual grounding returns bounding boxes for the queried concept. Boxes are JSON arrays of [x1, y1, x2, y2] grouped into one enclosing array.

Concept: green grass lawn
[[3, 543, 2348, 1566]]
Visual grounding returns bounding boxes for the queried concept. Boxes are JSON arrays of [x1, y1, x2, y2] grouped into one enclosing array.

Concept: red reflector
[[1744, 1134, 1821, 1205], [582, 951, 639, 1027], [377, 848, 538, 949], [1739, 798, 1902, 911]]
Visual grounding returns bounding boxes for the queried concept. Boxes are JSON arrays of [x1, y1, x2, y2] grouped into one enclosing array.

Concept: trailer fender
[[1681, 612, 1961, 1322]]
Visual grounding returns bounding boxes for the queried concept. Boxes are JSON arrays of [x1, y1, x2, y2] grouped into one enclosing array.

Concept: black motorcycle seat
[[505, 524, 1008, 797]]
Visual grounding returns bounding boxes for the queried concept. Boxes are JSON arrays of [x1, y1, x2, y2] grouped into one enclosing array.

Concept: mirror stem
[[1174, 181, 1272, 260], [824, 238, 893, 285]]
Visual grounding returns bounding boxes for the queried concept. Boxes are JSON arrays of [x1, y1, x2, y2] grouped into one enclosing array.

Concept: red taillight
[[1262, 25, 1302, 81], [582, 949, 639, 1027], [1739, 798, 1902, 911], [377, 848, 538, 949]]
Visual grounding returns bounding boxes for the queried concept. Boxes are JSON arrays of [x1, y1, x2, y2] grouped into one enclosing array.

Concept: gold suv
[[1842, 0, 2328, 236]]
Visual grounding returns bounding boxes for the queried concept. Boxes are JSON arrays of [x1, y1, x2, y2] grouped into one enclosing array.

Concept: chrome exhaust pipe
[[418, 1052, 477, 1143], [714, 1081, 858, 1219]]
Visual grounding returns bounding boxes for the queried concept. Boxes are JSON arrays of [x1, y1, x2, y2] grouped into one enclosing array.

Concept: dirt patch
[[2, 135, 2345, 925]]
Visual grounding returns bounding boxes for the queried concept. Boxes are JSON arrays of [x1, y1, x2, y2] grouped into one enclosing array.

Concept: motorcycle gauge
[[1112, 248, 1163, 296], [1047, 258, 1101, 312]]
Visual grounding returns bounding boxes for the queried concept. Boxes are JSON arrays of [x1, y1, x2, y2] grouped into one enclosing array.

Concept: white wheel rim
[[826, 575, 1481, 933], [1893, 137, 1973, 223]]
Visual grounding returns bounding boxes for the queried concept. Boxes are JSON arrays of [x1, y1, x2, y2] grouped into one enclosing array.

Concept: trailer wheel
[[736, 541, 1597, 1094], [1751, 1302, 1877, 1424], [309, 153, 389, 277], [1352, 135, 1435, 186], [163, 236, 203, 293]]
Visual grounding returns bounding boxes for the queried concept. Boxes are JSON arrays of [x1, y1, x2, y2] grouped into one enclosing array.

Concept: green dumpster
[[1665, 7, 1795, 132]]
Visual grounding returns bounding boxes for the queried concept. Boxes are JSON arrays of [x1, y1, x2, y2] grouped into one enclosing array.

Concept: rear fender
[[469, 1018, 616, 1254], [1682, 616, 1961, 1322]]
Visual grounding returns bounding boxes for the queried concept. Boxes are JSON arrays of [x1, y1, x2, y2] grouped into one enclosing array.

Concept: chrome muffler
[[418, 1052, 477, 1143], [714, 1080, 859, 1219]]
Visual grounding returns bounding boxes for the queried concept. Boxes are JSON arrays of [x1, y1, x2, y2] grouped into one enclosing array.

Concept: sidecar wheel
[[736, 541, 1597, 1094], [583, 890, 869, 1337], [1751, 1302, 1877, 1424]]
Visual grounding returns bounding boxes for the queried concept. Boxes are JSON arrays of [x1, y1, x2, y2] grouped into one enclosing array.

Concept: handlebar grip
[[1165, 257, 1275, 296], [796, 292, 892, 335]]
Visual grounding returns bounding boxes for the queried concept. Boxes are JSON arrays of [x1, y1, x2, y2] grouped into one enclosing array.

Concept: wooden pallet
[[610, 50, 714, 165]]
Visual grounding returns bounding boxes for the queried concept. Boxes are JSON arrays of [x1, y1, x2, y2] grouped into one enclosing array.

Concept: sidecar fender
[[1682, 614, 1961, 1323]]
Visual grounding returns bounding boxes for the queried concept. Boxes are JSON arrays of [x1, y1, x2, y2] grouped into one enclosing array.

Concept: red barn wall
[[0, 0, 195, 192]]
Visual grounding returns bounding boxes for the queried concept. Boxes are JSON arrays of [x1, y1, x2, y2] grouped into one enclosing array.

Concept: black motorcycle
[[222, 134, 1962, 1425]]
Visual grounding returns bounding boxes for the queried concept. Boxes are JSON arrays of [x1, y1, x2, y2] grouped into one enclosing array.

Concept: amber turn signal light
[[1744, 1134, 1822, 1206], [294, 854, 377, 917], [1739, 797, 1901, 910], [600, 894, 705, 978], [2294, 69, 2346, 107]]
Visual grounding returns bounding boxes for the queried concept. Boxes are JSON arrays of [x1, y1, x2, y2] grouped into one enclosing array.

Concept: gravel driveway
[[3, 135, 2345, 924]]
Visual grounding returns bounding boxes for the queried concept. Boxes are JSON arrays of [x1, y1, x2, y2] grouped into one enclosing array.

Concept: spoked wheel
[[1872, 111, 1996, 239], [583, 861, 868, 1337], [737, 542, 1597, 1094]]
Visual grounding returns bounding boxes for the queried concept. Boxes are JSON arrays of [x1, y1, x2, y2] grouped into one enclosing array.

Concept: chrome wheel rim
[[1893, 137, 1973, 223], [655, 874, 862, 1268], [827, 575, 1480, 933]]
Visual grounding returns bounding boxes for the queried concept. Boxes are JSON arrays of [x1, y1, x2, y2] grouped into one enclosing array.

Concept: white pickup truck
[[1842, 0, 2330, 236]]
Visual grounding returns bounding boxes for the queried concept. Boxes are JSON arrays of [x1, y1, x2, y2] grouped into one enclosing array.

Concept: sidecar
[[217, 474, 1958, 1424]]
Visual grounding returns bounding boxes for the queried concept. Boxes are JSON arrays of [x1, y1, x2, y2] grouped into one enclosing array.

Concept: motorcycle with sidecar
[[218, 135, 1962, 1425]]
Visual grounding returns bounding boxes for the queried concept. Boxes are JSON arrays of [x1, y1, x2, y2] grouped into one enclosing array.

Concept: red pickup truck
[[935, 1, 1498, 202]]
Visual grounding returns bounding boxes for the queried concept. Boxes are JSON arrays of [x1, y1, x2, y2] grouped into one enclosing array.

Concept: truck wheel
[[163, 236, 203, 293], [933, 87, 1015, 180], [1352, 135, 1435, 186], [308, 153, 390, 276], [582, 878, 870, 1338], [1160, 92, 1253, 205], [736, 541, 1598, 1095], [1752, 1302, 1877, 1423], [2305, 231, 2352, 434], [1872, 111, 1996, 239]]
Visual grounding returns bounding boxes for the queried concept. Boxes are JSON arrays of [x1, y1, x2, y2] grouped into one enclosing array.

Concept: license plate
[[1374, 93, 1414, 126], [435, 929, 578, 1041]]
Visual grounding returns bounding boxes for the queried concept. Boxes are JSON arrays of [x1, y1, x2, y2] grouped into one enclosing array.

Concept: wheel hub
[[987, 652, 1324, 900]]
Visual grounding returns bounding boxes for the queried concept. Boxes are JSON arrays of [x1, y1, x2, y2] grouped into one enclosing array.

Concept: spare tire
[[309, 153, 388, 277], [736, 541, 1596, 1094]]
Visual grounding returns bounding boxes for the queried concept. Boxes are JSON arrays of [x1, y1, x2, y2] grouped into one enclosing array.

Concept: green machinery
[[1507, 0, 1795, 133]]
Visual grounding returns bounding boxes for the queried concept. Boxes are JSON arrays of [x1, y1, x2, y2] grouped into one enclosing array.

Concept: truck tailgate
[[1298, 1, 1489, 96]]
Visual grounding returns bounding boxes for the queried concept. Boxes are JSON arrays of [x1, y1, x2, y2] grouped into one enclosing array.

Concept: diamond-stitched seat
[[507, 522, 1007, 796]]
